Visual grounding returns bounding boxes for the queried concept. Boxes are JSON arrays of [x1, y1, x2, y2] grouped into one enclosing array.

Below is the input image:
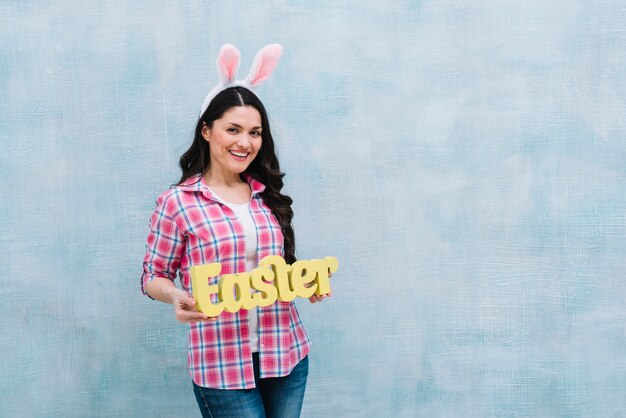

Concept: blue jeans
[[193, 354, 309, 418]]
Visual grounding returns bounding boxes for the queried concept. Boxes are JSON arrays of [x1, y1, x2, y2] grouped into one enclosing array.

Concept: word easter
[[190, 255, 339, 316]]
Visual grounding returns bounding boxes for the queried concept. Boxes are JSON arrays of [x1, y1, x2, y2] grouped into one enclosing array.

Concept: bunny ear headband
[[200, 43, 283, 115]]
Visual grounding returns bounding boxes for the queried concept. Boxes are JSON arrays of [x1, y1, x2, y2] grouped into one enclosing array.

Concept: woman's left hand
[[309, 272, 332, 303]]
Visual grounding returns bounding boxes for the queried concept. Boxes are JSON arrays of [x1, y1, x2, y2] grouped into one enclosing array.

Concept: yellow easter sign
[[190, 255, 338, 317]]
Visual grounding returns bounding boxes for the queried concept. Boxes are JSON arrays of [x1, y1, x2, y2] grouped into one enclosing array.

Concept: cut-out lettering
[[189, 256, 339, 316]]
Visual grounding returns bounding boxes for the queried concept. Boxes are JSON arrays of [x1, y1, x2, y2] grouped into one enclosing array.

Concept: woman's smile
[[229, 150, 250, 161]]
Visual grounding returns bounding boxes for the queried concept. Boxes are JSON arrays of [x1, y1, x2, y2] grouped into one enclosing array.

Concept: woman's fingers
[[176, 307, 217, 323], [309, 292, 331, 304], [174, 294, 217, 323]]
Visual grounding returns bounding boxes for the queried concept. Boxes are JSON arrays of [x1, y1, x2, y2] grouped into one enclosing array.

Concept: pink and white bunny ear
[[216, 44, 240, 84], [244, 44, 283, 87]]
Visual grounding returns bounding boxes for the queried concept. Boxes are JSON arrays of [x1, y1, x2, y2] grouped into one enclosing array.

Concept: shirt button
[[259, 313, 264, 317], [259, 344, 265, 348]]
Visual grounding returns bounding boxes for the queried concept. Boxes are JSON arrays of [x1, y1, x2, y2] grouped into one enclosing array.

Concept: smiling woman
[[140, 45, 328, 418]]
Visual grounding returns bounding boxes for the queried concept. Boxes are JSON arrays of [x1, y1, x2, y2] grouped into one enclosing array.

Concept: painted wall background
[[1, 1, 625, 417]]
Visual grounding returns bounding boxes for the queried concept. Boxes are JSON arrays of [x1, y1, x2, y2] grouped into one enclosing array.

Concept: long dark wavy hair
[[178, 87, 296, 263]]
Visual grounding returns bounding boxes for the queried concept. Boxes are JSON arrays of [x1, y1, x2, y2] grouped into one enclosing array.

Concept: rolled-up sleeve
[[141, 192, 186, 297]]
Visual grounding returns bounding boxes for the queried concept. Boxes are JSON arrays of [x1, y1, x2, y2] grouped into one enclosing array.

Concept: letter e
[[289, 260, 317, 298], [190, 263, 224, 317]]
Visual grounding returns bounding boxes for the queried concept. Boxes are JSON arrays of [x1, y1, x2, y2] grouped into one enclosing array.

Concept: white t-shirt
[[207, 187, 260, 352]]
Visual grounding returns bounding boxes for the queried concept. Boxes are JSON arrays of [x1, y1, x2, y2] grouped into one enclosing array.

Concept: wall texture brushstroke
[[1, 1, 625, 416]]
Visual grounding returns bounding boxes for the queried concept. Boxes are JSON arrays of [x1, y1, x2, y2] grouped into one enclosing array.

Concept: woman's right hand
[[170, 288, 218, 324]]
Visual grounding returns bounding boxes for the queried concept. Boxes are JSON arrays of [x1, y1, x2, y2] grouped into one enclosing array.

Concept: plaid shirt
[[141, 174, 311, 389]]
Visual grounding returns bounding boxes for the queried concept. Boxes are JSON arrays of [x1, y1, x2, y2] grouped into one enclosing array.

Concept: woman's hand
[[171, 289, 218, 323], [145, 278, 217, 323], [308, 271, 332, 304]]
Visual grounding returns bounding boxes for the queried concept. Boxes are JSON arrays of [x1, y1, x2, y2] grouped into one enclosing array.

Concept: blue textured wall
[[2, 1, 626, 417]]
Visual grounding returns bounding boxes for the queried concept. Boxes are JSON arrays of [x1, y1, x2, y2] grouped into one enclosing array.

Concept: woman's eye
[[227, 128, 238, 133], [251, 131, 261, 137]]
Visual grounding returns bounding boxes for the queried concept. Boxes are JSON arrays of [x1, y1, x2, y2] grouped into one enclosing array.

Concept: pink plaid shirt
[[141, 174, 311, 389]]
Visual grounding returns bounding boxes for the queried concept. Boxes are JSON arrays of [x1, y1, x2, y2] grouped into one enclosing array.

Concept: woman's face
[[202, 105, 263, 176]]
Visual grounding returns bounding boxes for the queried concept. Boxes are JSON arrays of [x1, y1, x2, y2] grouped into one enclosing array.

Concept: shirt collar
[[177, 173, 266, 200]]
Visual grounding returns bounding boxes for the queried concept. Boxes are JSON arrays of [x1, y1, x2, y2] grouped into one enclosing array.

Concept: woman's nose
[[236, 134, 252, 147]]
